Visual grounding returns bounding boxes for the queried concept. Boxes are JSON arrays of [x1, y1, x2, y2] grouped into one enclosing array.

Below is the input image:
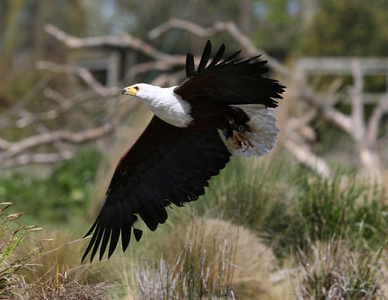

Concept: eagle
[[82, 41, 285, 262]]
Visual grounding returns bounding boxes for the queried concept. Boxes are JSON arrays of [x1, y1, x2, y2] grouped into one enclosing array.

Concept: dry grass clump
[[296, 237, 386, 299], [12, 269, 117, 300], [131, 217, 277, 299], [0, 202, 120, 299]]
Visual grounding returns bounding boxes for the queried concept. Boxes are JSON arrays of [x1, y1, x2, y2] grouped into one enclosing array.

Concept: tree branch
[[3, 126, 114, 159], [283, 138, 331, 178], [149, 18, 290, 77], [36, 61, 118, 97], [44, 24, 185, 64], [0, 98, 140, 168], [350, 59, 365, 143], [1, 152, 73, 169], [367, 95, 388, 143]]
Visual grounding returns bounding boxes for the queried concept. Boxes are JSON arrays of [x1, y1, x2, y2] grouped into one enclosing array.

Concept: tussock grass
[[2, 146, 388, 299], [296, 237, 386, 299], [12, 268, 118, 300], [0, 202, 43, 298], [289, 175, 388, 253], [130, 217, 277, 299], [197, 154, 303, 257], [198, 155, 388, 257], [0, 202, 120, 299]]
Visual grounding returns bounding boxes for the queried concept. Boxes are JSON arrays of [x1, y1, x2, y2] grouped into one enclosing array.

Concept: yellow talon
[[227, 130, 253, 152]]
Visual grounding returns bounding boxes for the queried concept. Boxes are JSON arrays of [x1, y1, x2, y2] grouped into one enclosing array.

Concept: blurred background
[[0, 0, 387, 299]]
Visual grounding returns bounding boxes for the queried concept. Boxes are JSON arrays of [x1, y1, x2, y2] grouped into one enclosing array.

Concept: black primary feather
[[174, 41, 285, 108], [82, 117, 231, 262], [197, 40, 212, 73], [82, 41, 285, 263], [186, 53, 195, 78], [207, 43, 225, 68]]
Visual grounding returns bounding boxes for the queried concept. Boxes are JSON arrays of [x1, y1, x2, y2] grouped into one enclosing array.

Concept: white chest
[[140, 86, 193, 128]]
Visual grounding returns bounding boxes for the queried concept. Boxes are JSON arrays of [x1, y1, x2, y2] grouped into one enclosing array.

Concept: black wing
[[174, 40, 285, 107], [82, 116, 231, 262]]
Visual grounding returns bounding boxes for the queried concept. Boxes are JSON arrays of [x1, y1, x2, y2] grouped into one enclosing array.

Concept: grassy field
[[1, 147, 387, 299]]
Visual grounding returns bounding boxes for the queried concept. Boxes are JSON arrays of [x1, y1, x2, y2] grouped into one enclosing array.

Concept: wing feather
[[207, 43, 225, 68], [197, 40, 211, 73], [174, 41, 285, 108], [186, 53, 195, 78], [82, 116, 230, 262]]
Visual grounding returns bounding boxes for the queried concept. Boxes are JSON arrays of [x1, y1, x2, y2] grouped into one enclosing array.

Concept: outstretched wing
[[174, 40, 285, 107], [82, 116, 231, 262]]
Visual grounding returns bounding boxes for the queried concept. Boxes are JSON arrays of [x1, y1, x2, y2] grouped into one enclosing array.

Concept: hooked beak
[[122, 86, 138, 96]]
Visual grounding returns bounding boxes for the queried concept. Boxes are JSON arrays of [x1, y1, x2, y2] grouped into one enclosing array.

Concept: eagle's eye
[[134, 86, 140, 91]]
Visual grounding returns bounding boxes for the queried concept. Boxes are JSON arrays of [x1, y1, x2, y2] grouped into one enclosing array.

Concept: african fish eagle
[[82, 40, 285, 262]]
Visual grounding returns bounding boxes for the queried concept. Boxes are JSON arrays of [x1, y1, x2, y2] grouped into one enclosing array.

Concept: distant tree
[[297, 0, 388, 56], [250, 0, 305, 58], [0, 0, 87, 61]]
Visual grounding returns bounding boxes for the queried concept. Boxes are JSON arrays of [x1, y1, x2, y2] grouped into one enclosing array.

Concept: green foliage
[[130, 154, 387, 298], [0, 202, 42, 297], [198, 155, 298, 227], [252, 0, 302, 55], [195, 155, 303, 256], [1, 149, 386, 298], [0, 148, 102, 224], [0, 202, 117, 299], [0, 63, 44, 112], [194, 155, 388, 258], [288, 176, 388, 252], [298, 0, 388, 56]]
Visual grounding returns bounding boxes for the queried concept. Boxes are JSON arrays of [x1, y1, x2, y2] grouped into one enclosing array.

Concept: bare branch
[[298, 86, 353, 134], [283, 138, 331, 178], [287, 109, 317, 132], [36, 61, 118, 97], [1, 152, 73, 169], [44, 24, 185, 64], [15, 89, 102, 128], [123, 61, 175, 83], [26, 21, 385, 175], [367, 95, 388, 143], [350, 58, 365, 143], [0, 98, 141, 167], [0, 138, 12, 150], [3, 125, 113, 159], [149, 18, 290, 77]]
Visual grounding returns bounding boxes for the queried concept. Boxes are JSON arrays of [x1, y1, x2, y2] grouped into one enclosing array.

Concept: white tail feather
[[218, 104, 278, 157]]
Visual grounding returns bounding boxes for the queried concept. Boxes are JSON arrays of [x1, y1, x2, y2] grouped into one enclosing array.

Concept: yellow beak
[[122, 86, 138, 96]]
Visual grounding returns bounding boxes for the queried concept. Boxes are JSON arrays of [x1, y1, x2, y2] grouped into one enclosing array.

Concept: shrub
[[1, 148, 102, 223], [296, 237, 386, 299], [289, 176, 388, 252]]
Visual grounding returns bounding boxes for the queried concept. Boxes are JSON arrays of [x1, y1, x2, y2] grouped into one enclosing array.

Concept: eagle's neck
[[137, 85, 193, 128]]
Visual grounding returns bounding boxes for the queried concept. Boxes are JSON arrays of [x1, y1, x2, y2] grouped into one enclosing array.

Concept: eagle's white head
[[122, 83, 160, 100], [121, 83, 193, 127]]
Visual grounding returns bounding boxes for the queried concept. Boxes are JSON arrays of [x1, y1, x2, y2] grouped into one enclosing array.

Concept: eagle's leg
[[224, 117, 253, 152], [232, 129, 253, 152]]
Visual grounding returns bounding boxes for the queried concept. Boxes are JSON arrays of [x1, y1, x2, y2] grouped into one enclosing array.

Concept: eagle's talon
[[227, 137, 242, 149], [231, 130, 253, 151]]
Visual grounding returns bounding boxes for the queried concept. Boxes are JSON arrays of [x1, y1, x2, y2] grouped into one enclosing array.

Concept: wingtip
[[133, 228, 143, 242], [186, 53, 195, 78], [197, 40, 212, 73], [81, 253, 88, 264]]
